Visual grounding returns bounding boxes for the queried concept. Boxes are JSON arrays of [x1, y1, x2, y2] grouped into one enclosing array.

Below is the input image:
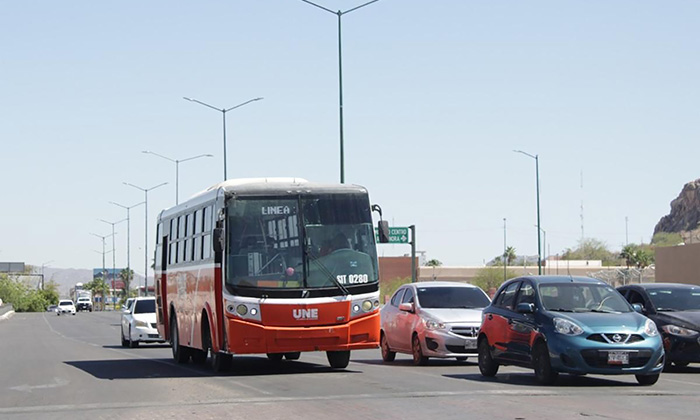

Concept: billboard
[[93, 268, 126, 290], [0, 262, 26, 273]]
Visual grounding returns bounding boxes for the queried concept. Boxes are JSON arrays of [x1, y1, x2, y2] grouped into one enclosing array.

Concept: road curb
[[0, 310, 15, 321]]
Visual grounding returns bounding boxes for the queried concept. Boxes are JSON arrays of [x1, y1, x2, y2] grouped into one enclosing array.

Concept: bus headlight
[[362, 300, 373, 312], [236, 304, 248, 316]]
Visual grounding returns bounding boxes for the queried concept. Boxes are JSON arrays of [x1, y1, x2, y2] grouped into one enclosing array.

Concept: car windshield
[[417, 287, 490, 309], [647, 286, 700, 311], [539, 283, 631, 313], [133, 299, 155, 314], [59, 301, 72, 306]]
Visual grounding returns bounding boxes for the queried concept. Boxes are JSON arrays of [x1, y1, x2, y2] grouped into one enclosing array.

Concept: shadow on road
[[663, 364, 700, 374], [65, 356, 360, 380], [354, 358, 478, 368], [445, 372, 642, 387]]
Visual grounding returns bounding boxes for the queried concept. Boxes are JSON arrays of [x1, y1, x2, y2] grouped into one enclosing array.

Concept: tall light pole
[[183, 96, 263, 181], [503, 218, 507, 282], [109, 201, 145, 297], [141, 151, 213, 205], [100, 218, 126, 303], [123, 181, 168, 296], [299, 0, 382, 184], [535, 225, 547, 275], [40, 260, 54, 290], [514, 150, 542, 275]]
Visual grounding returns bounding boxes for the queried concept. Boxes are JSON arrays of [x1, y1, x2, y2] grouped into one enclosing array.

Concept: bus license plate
[[607, 351, 629, 365], [465, 339, 477, 350]]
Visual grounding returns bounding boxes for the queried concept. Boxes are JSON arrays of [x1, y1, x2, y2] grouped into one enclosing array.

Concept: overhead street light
[[109, 200, 145, 296], [141, 151, 213, 205], [514, 149, 542, 275], [299, 0, 382, 184], [183, 96, 263, 181], [91, 232, 115, 291], [123, 181, 168, 296], [100, 218, 127, 300], [40, 260, 54, 290]]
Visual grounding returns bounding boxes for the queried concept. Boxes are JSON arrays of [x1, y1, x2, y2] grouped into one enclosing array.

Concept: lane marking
[[10, 377, 70, 393], [0, 388, 689, 415]]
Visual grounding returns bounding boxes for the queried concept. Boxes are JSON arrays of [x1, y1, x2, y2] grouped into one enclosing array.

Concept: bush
[[471, 267, 518, 295], [380, 277, 411, 304]]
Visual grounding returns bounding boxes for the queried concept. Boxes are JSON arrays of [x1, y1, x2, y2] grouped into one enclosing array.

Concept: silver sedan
[[380, 282, 490, 365]]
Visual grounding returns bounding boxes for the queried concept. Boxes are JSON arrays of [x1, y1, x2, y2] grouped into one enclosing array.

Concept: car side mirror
[[516, 303, 535, 314], [632, 303, 644, 314], [398, 302, 414, 313], [213, 228, 224, 253]]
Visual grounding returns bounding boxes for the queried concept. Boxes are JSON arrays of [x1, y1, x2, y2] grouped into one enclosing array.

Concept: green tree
[[562, 238, 621, 266], [85, 276, 109, 311], [0, 274, 56, 312], [472, 267, 518, 295], [119, 268, 134, 298], [619, 244, 637, 269], [651, 232, 683, 247], [504, 246, 517, 266], [425, 259, 442, 267], [632, 248, 653, 269]]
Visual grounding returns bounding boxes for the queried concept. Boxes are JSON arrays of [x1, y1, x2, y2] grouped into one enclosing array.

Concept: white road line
[[661, 377, 700, 387]]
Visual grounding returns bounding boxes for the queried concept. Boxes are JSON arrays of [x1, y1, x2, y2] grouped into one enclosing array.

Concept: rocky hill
[[654, 179, 700, 243], [37, 267, 145, 298]]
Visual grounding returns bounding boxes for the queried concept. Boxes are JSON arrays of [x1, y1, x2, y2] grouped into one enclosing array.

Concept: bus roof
[[159, 178, 369, 219]]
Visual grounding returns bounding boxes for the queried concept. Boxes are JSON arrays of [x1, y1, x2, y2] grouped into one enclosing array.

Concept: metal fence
[[587, 267, 656, 287]]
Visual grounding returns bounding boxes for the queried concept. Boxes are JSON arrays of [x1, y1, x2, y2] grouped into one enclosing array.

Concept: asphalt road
[[1, 311, 700, 420]]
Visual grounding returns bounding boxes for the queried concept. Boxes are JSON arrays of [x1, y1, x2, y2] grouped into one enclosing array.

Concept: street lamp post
[[141, 151, 213, 205], [91, 232, 115, 296], [514, 150, 542, 275], [109, 201, 145, 296], [183, 97, 263, 181], [123, 182, 168, 296], [299, 0, 382, 184], [40, 260, 54, 290], [99, 218, 126, 302]]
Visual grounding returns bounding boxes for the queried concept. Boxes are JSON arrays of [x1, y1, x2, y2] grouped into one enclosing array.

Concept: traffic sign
[[375, 227, 410, 244]]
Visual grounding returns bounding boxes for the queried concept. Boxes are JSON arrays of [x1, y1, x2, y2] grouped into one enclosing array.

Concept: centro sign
[[293, 308, 318, 320]]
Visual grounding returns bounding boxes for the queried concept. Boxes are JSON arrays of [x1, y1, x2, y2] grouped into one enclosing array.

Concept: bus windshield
[[226, 194, 379, 291]]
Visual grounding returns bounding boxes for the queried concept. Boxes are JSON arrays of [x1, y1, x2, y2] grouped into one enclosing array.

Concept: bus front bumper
[[226, 313, 380, 354]]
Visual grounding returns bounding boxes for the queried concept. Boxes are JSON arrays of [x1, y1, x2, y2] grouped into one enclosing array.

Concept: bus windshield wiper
[[305, 245, 349, 296]]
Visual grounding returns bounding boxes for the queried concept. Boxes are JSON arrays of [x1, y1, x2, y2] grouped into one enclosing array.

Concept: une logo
[[293, 308, 318, 320]]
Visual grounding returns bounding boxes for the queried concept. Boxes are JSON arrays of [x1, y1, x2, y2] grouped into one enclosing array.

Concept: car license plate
[[465, 339, 477, 350], [607, 351, 629, 365]]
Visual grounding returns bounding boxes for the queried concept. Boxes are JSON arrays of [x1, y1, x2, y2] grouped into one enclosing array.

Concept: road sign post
[[375, 225, 416, 282]]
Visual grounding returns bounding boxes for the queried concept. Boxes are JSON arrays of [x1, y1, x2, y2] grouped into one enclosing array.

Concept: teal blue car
[[478, 276, 664, 385]]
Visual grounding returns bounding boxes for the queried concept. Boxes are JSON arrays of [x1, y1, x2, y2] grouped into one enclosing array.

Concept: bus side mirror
[[378, 220, 390, 243], [213, 228, 224, 253]]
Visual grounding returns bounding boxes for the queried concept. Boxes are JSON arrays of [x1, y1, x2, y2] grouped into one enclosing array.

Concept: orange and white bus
[[154, 178, 385, 370]]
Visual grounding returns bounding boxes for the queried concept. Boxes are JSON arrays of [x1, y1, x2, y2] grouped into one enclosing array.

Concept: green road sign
[[375, 227, 410, 244]]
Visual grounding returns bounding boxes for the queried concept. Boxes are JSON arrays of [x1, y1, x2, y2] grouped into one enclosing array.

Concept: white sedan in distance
[[380, 282, 491, 365], [56, 299, 76, 316], [121, 297, 165, 348]]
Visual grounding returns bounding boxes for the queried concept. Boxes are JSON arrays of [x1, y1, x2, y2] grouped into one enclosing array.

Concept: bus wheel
[[327, 350, 350, 369], [267, 353, 283, 362], [211, 352, 232, 372], [170, 315, 190, 364], [284, 352, 301, 361]]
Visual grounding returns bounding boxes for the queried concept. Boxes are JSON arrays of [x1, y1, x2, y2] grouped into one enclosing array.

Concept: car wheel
[[128, 327, 139, 348], [636, 373, 660, 386], [170, 315, 190, 363], [455, 357, 468, 362], [380, 332, 396, 362], [267, 353, 284, 362], [478, 338, 499, 377], [121, 327, 128, 347], [327, 350, 351, 369], [411, 334, 429, 366], [284, 352, 301, 360], [533, 342, 558, 385]]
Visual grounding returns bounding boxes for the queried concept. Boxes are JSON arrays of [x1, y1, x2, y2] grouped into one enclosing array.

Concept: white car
[[56, 299, 76, 316], [122, 298, 135, 313], [121, 297, 165, 347], [380, 282, 491, 365]]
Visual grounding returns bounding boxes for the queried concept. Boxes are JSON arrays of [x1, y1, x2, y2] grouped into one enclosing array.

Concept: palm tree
[[619, 245, 637, 269], [504, 246, 517, 266], [119, 268, 134, 298]]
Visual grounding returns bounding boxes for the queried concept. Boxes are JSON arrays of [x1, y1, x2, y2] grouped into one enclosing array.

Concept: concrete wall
[[655, 243, 700, 285], [379, 257, 417, 282]]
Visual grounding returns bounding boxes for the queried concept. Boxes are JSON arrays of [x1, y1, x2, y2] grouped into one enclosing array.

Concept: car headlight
[[643, 319, 659, 336], [553, 317, 584, 336], [135, 320, 149, 328], [661, 324, 697, 337], [424, 318, 446, 330]]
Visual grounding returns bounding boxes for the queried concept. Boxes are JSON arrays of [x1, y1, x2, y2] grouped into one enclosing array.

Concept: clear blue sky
[[1, 1, 698, 277]]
